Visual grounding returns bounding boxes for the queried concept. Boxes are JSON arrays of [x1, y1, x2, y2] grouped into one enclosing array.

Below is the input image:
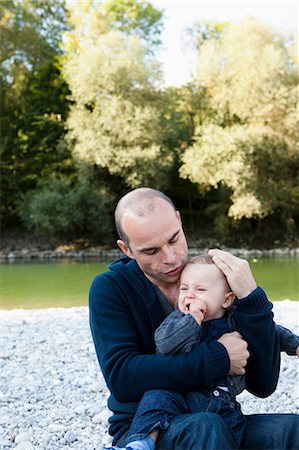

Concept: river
[[0, 257, 298, 309]]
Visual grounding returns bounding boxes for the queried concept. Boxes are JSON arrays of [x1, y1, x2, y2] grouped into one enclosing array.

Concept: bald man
[[89, 188, 299, 450]]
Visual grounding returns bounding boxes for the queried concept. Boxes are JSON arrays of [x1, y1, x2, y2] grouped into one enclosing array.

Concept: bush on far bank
[[18, 177, 115, 243]]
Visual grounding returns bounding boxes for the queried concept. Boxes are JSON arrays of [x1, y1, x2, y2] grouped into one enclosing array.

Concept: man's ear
[[223, 291, 236, 309], [117, 239, 134, 259]]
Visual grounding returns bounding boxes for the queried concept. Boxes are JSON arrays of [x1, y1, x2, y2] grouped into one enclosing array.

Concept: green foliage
[[1, 3, 299, 246], [0, 0, 67, 80], [1, 58, 74, 227], [64, 0, 163, 53], [99, 0, 163, 46], [64, 29, 174, 189], [0, 0, 73, 227], [181, 123, 299, 220], [186, 20, 228, 50], [181, 18, 299, 225], [19, 177, 114, 241]]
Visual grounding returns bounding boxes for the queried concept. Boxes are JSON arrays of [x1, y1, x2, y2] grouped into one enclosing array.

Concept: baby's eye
[[197, 288, 205, 291], [180, 287, 187, 291]]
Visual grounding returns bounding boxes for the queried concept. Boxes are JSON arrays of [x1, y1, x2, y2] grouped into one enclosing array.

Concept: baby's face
[[178, 263, 231, 321]]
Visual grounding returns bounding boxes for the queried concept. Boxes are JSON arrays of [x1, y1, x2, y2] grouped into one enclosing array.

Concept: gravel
[[1, 301, 298, 449]]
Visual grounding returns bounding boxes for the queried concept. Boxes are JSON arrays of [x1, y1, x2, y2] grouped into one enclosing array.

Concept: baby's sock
[[127, 435, 155, 450]]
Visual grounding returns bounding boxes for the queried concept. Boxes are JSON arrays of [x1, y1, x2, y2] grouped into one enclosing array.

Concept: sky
[[151, 0, 298, 86]]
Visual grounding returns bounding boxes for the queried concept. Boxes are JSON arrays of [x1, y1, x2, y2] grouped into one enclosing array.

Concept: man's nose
[[162, 246, 176, 264]]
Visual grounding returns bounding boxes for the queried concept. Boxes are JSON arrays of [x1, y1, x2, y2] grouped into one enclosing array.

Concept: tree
[[63, 1, 173, 190], [0, 0, 67, 85], [186, 20, 228, 50], [180, 18, 299, 226], [64, 0, 163, 54], [0, 0, 72, 227]]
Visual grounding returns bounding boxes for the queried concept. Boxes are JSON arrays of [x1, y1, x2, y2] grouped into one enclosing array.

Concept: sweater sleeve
[[155, 310, 202, 354], [89, 272, 230, 403], [233, 286, 280, 398], [277, 324, 299, 355]]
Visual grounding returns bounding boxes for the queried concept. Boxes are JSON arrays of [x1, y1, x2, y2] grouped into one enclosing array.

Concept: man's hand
[[208, 249, 257, 298], [296, 346, 299, 358], [188, 299, 207, 325], [218, 331, 250, 375]]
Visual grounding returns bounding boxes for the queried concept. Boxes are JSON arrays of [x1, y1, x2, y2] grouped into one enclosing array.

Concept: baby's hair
[[186, 254, 214, 265], [183, 254, 232, 291]]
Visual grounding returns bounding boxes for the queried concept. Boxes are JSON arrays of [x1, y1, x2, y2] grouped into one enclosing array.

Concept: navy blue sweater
[[89, 256, 280, 439]]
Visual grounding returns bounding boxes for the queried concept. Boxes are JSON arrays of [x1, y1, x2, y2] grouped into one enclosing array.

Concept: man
[[89, 187, 298, 449]]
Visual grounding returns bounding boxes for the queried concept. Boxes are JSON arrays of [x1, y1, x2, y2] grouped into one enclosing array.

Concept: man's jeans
[[126, 389, 246, 448], [116, 410, 299, 450]]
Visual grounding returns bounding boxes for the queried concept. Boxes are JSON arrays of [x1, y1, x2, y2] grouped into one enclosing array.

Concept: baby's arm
[[155, 310, 202, 355], [276, 324, 299, 357]]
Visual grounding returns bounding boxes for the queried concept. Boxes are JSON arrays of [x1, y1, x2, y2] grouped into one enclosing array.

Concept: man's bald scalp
[[115, 188, 176, 244]]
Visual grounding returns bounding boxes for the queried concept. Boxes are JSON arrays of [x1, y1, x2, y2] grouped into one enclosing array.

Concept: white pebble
[[92, 409, 110, 424], [16, 443, 33, 450], [64, 430, 77, 443], [92, 413, 103, 424], [90, 379, 105, 392], [74, 405, 86, 414], [102, 434, 113, 447], [48, 424, 66, 432], [15, 432, 32, 444], [24, 403, 33, 411]]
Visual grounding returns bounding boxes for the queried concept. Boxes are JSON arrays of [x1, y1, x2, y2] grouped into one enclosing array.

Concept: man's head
[[178, 255, 235, 321], [115, 188, 188, 287], [115, 188, 176, 246]]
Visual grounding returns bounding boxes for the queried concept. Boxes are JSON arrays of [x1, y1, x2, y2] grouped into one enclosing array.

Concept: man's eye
[[170, 235, 179, 244], [144, 249, 157, 255]]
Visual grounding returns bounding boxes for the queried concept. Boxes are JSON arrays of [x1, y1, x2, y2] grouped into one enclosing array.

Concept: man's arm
[[233, 287, 280, 397], [208, 250, 280, 397], [276, 324, 299, 356]]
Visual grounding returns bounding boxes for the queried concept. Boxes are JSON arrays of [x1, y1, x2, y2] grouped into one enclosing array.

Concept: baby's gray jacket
[[155, 303, 299, 397]]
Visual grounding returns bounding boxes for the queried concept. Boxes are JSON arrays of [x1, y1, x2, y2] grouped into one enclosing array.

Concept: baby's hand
[[189, 299, 207, 325]]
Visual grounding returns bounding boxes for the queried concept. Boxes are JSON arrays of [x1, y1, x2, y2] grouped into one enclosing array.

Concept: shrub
[[19, 177, 114, 242]]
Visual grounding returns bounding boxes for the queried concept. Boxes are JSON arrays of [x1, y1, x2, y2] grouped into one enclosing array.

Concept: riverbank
[[1, 244, 299, 261], [0, 230, 299, 263], [1, 302, 298, 449], [1, 232, 299, 261]]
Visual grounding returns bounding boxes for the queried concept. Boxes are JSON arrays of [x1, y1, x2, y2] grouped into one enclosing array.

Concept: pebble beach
[[1, 301, 298, 450]]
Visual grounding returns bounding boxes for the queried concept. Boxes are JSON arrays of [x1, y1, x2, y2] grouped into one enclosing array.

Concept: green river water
[[0, 258, 298, 310]]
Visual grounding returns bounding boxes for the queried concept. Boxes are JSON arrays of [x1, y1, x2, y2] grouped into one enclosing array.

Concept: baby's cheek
[[177, 299, 185, 312]]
